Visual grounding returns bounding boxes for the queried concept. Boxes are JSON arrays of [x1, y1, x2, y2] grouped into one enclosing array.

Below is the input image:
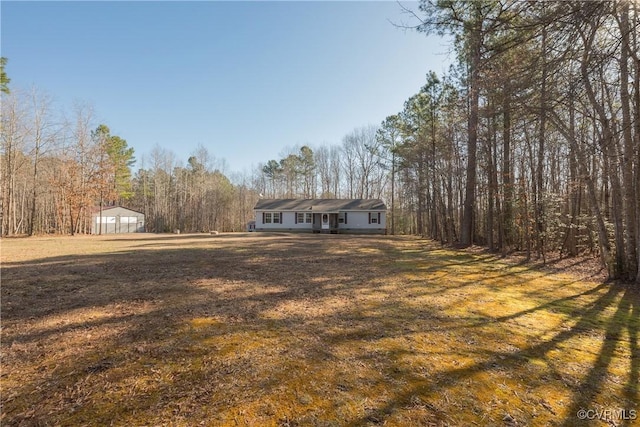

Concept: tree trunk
[[581, 24, 626, 278], [461, 4, 482, 247], [562, 97, 579, 257], [501, 83, 512, 255], [617, 2, 638, 280], [536, 23, 548, 263], [634, 3, 640, 284], [391, 151, 395, 235]]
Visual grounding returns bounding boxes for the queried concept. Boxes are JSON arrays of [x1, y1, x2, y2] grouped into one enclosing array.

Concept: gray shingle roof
[[254, 199, 386, 211]]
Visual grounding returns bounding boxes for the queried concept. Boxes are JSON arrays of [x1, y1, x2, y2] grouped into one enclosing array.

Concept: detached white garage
[[91, 206, 145, 234]]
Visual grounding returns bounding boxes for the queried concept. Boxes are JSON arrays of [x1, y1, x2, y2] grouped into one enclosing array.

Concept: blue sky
[[2, 1, 452, 174]]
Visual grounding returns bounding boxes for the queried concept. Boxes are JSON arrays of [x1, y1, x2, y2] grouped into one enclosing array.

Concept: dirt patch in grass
[[2, 233, 638, 426]]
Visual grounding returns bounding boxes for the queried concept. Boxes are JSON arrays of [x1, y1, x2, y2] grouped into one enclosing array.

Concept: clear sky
[[2, 1, 452, 174]]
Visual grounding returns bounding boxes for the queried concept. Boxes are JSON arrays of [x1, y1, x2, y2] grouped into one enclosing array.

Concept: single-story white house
[[91, 206, 145, 234], [254, 199, 387, 234]]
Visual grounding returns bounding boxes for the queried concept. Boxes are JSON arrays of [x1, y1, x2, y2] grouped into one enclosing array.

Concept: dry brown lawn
[[1, 233, 638, 426]]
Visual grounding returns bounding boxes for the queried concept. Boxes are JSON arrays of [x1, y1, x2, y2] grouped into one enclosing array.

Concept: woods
[[0, 90, 253, 234], [401, 0, 640, 281], [1, 0, 639, 282], [0, 92, 137, 236]]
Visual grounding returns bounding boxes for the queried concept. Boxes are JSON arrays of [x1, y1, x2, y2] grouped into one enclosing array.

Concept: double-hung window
[[296, 212, 312, 223], [263, 212, 281, 224]]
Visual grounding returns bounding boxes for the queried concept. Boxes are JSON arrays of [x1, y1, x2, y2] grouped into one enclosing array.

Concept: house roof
[[254, 199, 387, 211]]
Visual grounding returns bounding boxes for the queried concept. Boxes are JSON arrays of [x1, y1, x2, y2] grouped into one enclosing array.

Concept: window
[[371, 216, 378, 224], [296, 212, 311, 224], [368, 212, 379, 224], [263, 212, 281, 224]]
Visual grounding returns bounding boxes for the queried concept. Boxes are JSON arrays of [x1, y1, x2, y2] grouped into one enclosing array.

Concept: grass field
[[1, 233, 638, 426]]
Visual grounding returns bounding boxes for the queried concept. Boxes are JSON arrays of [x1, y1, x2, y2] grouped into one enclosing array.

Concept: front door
[[321, 213, 330, 231], [315, 213, 338, 233]]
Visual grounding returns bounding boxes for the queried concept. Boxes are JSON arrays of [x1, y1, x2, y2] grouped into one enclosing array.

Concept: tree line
[[0, 86, 256, 235], [129, 146, 255, 234], [403, 0, 639, 282], [1, 86, 136, 236], [2, 0, 639, 282]]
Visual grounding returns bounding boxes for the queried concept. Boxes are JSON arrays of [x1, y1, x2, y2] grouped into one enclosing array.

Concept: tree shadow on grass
[[2, 235, 405, 424], [344, 281, 638, 426], [2, 235, 636, 426], [559, 285, 639, 427]]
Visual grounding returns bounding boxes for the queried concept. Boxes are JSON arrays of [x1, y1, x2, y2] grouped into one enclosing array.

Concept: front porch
[[312, 212, 339, 234]]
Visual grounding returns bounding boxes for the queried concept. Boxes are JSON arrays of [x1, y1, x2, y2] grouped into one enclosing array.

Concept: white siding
[[342, 212, 367, 229], [281, 212, 313, 229], [256, 211, 313, 230], [256, 209, 385, 233], [254, 199, 386, 234], [338, 212, 386, 229]]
